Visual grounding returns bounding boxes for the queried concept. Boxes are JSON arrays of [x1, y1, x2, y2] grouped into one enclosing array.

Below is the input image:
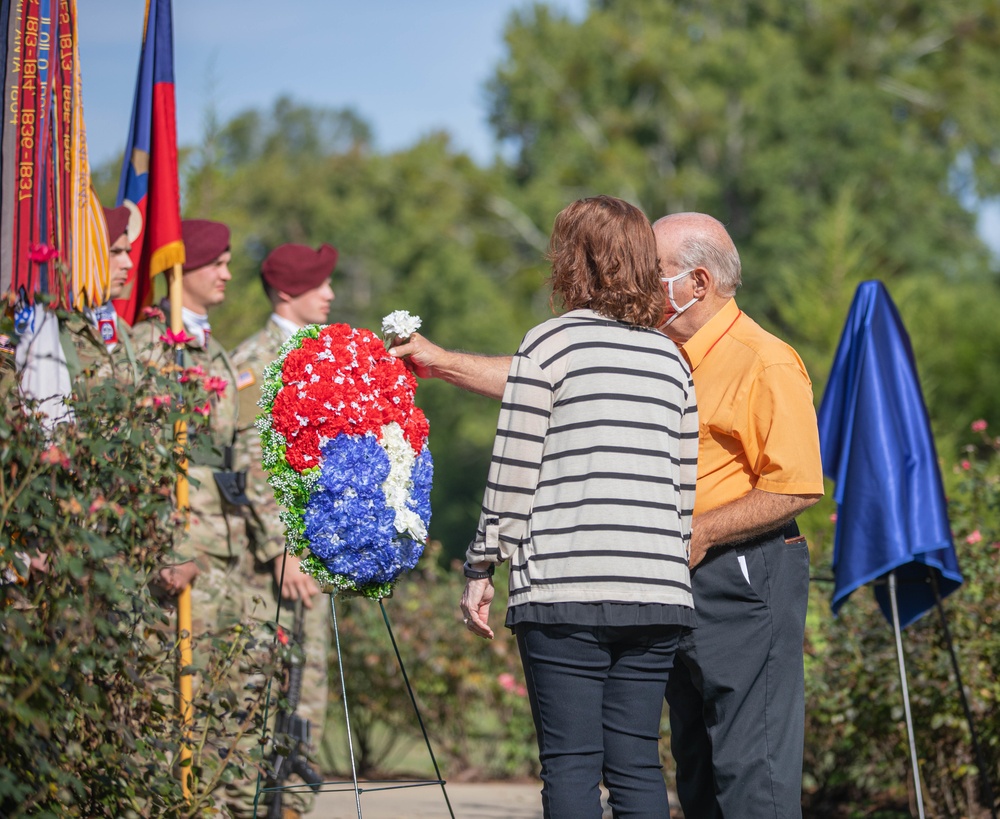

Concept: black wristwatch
[[463, 561, 495, 580]]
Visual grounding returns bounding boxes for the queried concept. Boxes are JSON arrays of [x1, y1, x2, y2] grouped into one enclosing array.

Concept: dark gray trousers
[[517, 623, 684, 819], [665, 531, 810, 818]]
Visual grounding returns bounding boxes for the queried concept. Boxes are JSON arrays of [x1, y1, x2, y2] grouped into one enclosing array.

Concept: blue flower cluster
[[303, 432, 433, 588], [408, 448, 434, 523]]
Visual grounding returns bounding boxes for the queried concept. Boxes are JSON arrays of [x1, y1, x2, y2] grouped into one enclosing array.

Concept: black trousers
[[516, 622, 685, 819], [666, 531, 810, 818]]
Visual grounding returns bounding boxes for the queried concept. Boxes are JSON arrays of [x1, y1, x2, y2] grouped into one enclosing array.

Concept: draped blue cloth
[[818, 281, 962, 627]]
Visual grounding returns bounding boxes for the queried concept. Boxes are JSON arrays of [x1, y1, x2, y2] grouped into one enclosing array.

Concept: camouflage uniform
[[133, 311, 251, 635], [4, 309, 138, 399], [231, 316, 332, 816], [135, 310, 278, 817], [59, 311, 139, 392], [1, 310, 137, 589], [1, 327, 18, 389]]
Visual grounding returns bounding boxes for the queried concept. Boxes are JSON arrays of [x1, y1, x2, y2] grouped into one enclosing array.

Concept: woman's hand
[[460, 577, 495, 640]]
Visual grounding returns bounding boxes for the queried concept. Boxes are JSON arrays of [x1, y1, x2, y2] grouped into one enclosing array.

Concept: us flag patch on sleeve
[[236, 370, 256, 391]]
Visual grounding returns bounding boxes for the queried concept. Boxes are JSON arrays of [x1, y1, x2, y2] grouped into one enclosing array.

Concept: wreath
[[257, 313, 431, 599]]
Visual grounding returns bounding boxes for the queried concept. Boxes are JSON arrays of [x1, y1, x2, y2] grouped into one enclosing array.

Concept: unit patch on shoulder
[[236, 369, 256, 391]]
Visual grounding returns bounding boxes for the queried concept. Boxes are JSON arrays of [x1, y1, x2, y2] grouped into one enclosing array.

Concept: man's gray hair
[[677, 235, 742, 297]]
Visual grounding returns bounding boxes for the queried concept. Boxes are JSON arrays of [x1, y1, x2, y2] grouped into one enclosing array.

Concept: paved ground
[[309, 780, 552, 818], [306, 779, 684, 818]]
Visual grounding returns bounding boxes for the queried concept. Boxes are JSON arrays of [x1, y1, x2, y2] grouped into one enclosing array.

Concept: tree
[[487, 0, 1000, 432]]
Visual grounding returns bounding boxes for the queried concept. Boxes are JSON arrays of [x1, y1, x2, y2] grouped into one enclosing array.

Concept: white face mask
[[660, 268, 698, 326]]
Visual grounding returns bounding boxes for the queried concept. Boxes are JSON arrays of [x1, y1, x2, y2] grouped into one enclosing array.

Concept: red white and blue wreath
[[257, 311, 431, 599]]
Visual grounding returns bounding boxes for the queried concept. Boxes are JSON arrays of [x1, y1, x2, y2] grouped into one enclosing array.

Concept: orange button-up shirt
[[681, 299, 824, 516]]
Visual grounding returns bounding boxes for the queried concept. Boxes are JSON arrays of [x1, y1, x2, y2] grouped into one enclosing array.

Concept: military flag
[[0, 0, 109, 310], [113, 0, 184, 325]]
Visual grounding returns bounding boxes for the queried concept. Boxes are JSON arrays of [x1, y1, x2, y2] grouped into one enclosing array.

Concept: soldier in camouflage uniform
[[2, 206, 138, 583], [133, 218, 278, 816], [230, 242, 337, 819], [12, 206, 140, 414], [60, 206, 140, 390], [132, 218, 254, 633]]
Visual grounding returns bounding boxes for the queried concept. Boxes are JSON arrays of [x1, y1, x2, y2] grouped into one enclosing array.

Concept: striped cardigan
[[466, 309, 699, 611]]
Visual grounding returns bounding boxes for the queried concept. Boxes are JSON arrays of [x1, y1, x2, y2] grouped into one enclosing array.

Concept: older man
[[229, 243, 337, 819], [651, 213, 822, 819], [390, 212, 824, 818]]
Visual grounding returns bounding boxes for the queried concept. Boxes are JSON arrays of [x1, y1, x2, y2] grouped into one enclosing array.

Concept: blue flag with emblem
[[817, 280, 962, 628]]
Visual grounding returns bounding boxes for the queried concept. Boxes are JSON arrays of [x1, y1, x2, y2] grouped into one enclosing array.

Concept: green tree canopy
[[487, 0, 1000, 433]]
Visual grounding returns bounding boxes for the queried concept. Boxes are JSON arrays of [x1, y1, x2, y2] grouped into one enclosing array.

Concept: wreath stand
[[254, 590, 456, 819]]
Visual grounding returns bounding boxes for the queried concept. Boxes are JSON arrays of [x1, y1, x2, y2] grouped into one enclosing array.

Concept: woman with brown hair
[[461, 195, 699, 817]]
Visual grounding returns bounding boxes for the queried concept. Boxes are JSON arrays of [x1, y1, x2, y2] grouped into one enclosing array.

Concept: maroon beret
[[103, 206, 130, 244], [182, 219, 230, 272], [261, 243, 338, 296]]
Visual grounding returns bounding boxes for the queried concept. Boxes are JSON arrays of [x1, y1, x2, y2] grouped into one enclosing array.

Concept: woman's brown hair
[[548, 195, 664, 327]]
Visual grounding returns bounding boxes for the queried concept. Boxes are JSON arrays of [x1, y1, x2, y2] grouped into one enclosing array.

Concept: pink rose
[[203, 376, 228, 397], [28, 243, 60, 263], [971, 419, 988, 433], [179, 365, 206, 383], [40, 445, 69, 468], [159, 328, 196, 346], [965, 530, 983, 545]]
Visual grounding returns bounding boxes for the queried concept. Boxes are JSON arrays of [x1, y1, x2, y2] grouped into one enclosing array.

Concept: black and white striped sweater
[[466, 309, 699, 612]]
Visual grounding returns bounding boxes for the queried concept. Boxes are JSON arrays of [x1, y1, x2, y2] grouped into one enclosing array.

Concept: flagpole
[[170, 261, 194, 798], [888, 570, 926, 818]]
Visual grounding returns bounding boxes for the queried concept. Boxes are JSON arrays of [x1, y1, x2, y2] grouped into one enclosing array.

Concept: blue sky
[[75, 1, 999, 251], [78, 0, 587, 168]]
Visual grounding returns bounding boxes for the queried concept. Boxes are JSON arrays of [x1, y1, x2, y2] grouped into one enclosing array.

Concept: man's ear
[[690, 267, 711, 297], [276, 289, 294, 304]]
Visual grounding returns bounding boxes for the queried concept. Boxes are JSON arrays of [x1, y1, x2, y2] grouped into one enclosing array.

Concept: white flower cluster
[[380, 422, 428, 543], [381, 310, 422, 341]]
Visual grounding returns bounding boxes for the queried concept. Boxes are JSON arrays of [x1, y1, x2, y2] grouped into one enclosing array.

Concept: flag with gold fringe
[[0, 0, 109, 310]]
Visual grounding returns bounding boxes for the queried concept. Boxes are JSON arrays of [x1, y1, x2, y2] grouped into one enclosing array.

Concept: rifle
[[266, 601, 323, 818]]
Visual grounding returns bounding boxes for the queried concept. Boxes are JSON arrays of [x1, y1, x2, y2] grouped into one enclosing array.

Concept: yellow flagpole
[[170, 261, 194, 798]]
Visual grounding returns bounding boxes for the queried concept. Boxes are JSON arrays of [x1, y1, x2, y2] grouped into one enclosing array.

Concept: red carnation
[[272, 323, 429, 471]]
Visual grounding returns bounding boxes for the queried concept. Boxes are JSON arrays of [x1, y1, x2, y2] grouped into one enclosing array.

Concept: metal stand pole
[[379, 600, 456, 819], [888, 571, 926, 819], [331, 594, 364, 819], [257, 591, 453, 817], [929, 572, 998, 819]]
